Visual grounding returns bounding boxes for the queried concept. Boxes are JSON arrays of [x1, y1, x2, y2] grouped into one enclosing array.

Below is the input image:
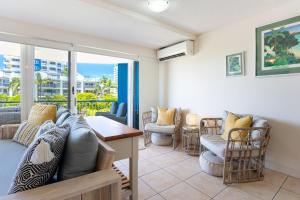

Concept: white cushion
[[151, 133, 172, 146], [200, 134, 260, 159], [145, 123, 175, 134], [199, 151, 223, 177], [200, 135, 227, 159]]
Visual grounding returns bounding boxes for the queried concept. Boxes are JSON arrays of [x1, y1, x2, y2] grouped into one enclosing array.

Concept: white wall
[[159, 2, 300, 178], [0, 17, 159, 129]]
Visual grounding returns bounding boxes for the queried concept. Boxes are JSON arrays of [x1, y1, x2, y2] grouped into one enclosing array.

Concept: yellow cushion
[[28, 104, 57, 125], [156, 107, 176, 126], [221, 112, 252, 141]]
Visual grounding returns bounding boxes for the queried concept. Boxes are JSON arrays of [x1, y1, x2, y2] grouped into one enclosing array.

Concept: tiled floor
[[118, 138, 300, 200]]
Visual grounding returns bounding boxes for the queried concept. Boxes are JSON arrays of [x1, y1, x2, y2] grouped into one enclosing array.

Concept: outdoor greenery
[[1, 75, 117, 116]]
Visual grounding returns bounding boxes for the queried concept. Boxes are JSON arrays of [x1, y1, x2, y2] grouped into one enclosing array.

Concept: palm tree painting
[[226, 52, 244, 76], [256, 15, 300, 76]]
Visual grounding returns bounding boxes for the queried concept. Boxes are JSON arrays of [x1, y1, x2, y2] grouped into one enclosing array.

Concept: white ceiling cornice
[[80, 0, 196, 40]]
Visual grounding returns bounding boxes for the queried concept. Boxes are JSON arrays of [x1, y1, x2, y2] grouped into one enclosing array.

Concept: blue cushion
[[110, 102, 118, 115], [58, 116, 98, 180], [0, 140, 27, 196], [56, 112, 71, 126], [56, 107, 68, 121], [116, 103, 127, 118]]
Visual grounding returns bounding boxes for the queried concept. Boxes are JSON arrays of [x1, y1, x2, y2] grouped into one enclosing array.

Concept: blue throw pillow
[[116, 103, 127, 117], [110, 102, 118, 115], [58, 116, 98, 180]]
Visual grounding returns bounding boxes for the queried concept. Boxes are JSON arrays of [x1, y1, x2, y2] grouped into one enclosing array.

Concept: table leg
[[129, 137, 138, 200]]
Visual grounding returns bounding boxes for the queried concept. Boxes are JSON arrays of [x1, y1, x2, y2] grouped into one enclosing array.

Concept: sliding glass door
[[34, 47, 70, 109]]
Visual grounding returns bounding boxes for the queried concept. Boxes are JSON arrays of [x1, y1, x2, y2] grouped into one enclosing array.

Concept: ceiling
[[0, 0, 296, 49]]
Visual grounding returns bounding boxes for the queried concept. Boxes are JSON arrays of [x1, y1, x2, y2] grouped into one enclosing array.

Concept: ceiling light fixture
[[147, 0, 169, 13]]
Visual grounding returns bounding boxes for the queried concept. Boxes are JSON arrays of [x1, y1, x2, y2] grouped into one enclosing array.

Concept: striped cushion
[[8, 124, 70, 194], [13, 121, 40, 146]]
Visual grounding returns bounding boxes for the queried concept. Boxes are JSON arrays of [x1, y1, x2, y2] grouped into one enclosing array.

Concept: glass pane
[[34, 47, 69, 108], [0, 41, 21, 125], [76, 52, 127, 117]]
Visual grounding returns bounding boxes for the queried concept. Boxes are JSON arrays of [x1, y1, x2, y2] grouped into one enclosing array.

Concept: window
[[0, 41, 21, 115], [34, 47, 69, 108]]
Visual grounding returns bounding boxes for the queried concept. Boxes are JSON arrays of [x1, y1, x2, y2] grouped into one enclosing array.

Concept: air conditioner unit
[[157, 40, 193, 61]]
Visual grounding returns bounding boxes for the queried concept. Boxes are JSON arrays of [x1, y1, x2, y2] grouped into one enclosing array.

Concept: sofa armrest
[[96, 138, 116, 170], [0, 124, 20, 140], [0, 169, 121, 200]]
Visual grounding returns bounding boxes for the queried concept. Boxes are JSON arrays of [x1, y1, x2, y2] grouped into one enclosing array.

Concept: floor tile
[[138, 179, 156, 200], [138, 159, 160, 177], [160, 182, 210, 200], [149, 154, 177, 168], [283, 176, 300, 195], [214, 187, 261, 200], [139, 148, 162, 159], [147, 194, 165, 200], [165, 150, 190, 162], [186, 172, 227, 198], [141, 169, 181, 193], [164, 159, 201, 180], [264, 169, 287, 187], [232, 180, 280, 200], [274, 189, 300, 200]]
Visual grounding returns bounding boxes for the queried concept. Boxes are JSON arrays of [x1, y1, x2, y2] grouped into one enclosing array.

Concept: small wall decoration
[[226, 52, 245, 76], [256, 15, 300, 76]]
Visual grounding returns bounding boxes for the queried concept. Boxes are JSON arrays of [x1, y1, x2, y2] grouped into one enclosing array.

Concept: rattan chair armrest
[[142, 111, 152, 126], [0, 124, 20, 139], [200, 118, 223, 135], [227, 126, 271, 141]]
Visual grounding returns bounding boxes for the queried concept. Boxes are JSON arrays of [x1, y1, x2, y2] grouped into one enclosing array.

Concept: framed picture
[[256, 15, 300, 76], [226, 52, 245, 76]]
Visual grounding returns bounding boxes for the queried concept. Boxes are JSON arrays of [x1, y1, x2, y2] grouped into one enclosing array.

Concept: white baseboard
[[265, 159, 300, 178]]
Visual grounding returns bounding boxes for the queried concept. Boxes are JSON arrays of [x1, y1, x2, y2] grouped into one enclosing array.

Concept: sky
[[76, 63, 115, 78]]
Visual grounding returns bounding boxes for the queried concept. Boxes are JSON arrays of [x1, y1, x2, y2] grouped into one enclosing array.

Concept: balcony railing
[[0, 100, 115, 116]]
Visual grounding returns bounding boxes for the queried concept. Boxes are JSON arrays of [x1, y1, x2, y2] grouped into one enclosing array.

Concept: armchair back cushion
[[151, 107, 158, 123], [156, 107, 176, 126], [28, 104, 56, 125]]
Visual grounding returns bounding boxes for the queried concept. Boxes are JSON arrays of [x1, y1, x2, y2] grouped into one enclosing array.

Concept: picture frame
[[226, 52, 245, 77], [256, 15, 300, 76]]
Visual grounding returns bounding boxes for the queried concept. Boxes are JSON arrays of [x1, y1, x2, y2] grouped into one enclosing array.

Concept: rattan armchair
[[200, 117, 270, 184], [142, 109, 182, 149]]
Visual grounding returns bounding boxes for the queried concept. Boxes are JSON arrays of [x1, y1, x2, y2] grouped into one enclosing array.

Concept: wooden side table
[[182, 125, 200, 156], [85, 116, 142, 200]]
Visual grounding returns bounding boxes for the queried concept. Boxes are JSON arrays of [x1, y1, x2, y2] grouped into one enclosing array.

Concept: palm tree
[[8, 77, 20, 96], [35, 73, 50, 99]]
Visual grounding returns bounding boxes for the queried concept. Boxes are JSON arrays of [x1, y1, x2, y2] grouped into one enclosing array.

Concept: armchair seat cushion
[[201, 135, 227, 159], [0, 140, 27, 196], [145, 123, 175, 134], [200, 134, 260, 159]]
